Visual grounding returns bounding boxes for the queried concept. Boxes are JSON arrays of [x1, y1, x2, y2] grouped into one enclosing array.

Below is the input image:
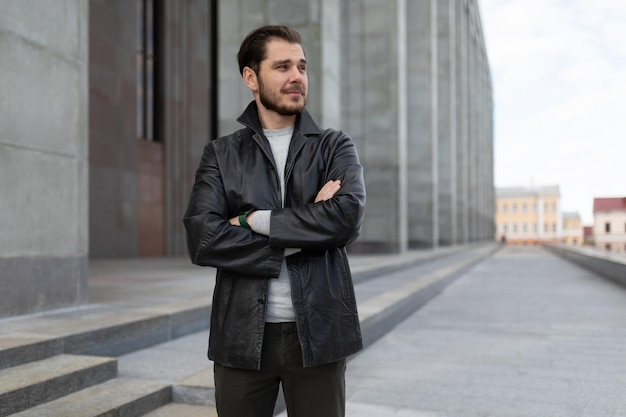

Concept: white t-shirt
[[251, 126, 298, 322]]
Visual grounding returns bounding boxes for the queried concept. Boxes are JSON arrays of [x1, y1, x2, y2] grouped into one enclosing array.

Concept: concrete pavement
[[336, 246, 626, 417]]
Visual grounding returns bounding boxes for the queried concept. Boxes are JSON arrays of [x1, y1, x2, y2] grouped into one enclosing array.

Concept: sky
[[478, 0, 626, 224]]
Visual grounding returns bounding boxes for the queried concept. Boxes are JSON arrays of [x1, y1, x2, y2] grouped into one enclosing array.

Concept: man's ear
[[242, 67, 258, 92]]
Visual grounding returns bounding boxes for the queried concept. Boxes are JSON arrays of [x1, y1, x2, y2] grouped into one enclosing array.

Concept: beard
[[258, 77, 307, 116]]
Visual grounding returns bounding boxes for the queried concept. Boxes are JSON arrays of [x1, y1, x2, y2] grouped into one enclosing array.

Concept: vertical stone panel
[[462, 1, 470, 242], [455, 0, 470, 244], [320, 0, 341, 129], [0, 0, 88, 317], [341, 0, 405, 252], [437, 0, 457, 246], [407, 0, 438, 248], [467, 6, 478, 241]]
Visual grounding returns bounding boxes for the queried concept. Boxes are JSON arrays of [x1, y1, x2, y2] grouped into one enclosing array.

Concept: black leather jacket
[[183, 102, 366, 369]]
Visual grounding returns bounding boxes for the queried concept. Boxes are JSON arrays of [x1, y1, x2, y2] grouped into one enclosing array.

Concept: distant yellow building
[[495, 185, 564, 246], [562, 212, 584, 246]]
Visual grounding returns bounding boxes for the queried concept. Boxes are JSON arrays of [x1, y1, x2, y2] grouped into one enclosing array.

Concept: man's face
[[255, 38, 308, 116]]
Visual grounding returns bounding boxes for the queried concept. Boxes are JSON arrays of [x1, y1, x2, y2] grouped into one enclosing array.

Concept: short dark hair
[[237, 25, 302, 75]]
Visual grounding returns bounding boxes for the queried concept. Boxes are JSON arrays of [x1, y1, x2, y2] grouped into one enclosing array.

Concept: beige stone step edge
[[7, 378, 171, 417], [0, 298, 210, 371], [0, 354, 117, 417]]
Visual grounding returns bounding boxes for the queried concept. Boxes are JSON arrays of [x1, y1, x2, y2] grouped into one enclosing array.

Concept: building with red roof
[[593, 197, 626, 253]]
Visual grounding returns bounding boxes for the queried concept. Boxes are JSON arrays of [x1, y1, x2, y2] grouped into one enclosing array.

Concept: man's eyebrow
[[272, 58, 307, 66]]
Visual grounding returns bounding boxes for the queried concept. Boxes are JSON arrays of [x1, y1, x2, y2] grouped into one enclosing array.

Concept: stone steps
[[0, 354, 117, 416], [8, 379, 171, 417], [0, 297, 210, 371], [172, 367, 214, 406], [142, 403, 217, 417]]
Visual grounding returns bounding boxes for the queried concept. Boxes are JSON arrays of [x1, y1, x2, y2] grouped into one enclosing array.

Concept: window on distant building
[[523, 223, 528, 233], [502, 204, 507, 214], [605, 243, 611, 251], [552, 223, 557, 232], [573, 239, 578, 245], [512, 204, 517, 214], [544, 223, 548, 232], [533, 223, 538, 232], [503, 224, 508, 233], [552, 202, 557, 212], [522, 203, 527, 213], [513, 224, 518, 233], [605, 222, 611, 233]]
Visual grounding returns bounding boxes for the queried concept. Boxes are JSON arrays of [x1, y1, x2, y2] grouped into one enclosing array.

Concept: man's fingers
[[315, 180, 341, 202]]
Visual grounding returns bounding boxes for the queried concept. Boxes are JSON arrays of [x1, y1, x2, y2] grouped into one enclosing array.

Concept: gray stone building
[[0, 0, 493, 319]]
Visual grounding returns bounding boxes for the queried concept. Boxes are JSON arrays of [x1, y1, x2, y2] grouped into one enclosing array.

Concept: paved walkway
[[339, 246, 626, 417], [87, 247, 463, 307]]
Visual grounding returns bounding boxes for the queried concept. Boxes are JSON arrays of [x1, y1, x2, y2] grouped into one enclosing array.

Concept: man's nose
[[289, 67, 304, 82]]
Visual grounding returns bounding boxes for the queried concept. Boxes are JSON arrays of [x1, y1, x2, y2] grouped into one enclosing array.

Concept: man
[[183, 25, 366, 417]]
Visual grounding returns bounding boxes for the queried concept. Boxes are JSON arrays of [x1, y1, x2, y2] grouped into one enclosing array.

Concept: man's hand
[[315, 180, 341, 203]]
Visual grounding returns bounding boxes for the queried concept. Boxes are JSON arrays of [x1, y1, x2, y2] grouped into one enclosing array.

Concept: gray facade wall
[[217, 0, 494, 252], [0, 0, 89, 318], [1, 0, 493, 319], [340, 0, 494, 251]]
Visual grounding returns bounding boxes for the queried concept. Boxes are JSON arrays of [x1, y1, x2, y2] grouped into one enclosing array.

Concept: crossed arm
[[228, 180, 341, 227]]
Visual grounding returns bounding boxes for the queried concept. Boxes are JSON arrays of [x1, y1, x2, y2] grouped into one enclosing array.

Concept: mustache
[[283, 86, 304, 94]]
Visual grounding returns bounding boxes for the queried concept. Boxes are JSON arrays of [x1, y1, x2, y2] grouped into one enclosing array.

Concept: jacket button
[[258, 298, 265, 304]]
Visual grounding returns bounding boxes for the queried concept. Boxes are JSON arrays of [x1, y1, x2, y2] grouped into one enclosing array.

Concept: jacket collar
[[236, 101, 323, 137]]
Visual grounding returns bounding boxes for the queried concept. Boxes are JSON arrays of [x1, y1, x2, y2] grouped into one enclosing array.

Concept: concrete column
[[456, 0, 470, 244], [407, 0, 438, 248], [437, 0, 457, 246], [341, 0, 406, 252], [0, 0, 89, 318], [320, 0, 341, 129], [467, 9, 479, 241]]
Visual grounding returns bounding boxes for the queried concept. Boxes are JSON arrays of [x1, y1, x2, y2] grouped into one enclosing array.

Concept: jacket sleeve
[[269, 131, 366, 249], [182, 140, 284, 277]]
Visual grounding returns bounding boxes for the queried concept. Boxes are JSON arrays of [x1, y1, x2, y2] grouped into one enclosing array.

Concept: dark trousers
[[214, 322, 346, 417]]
